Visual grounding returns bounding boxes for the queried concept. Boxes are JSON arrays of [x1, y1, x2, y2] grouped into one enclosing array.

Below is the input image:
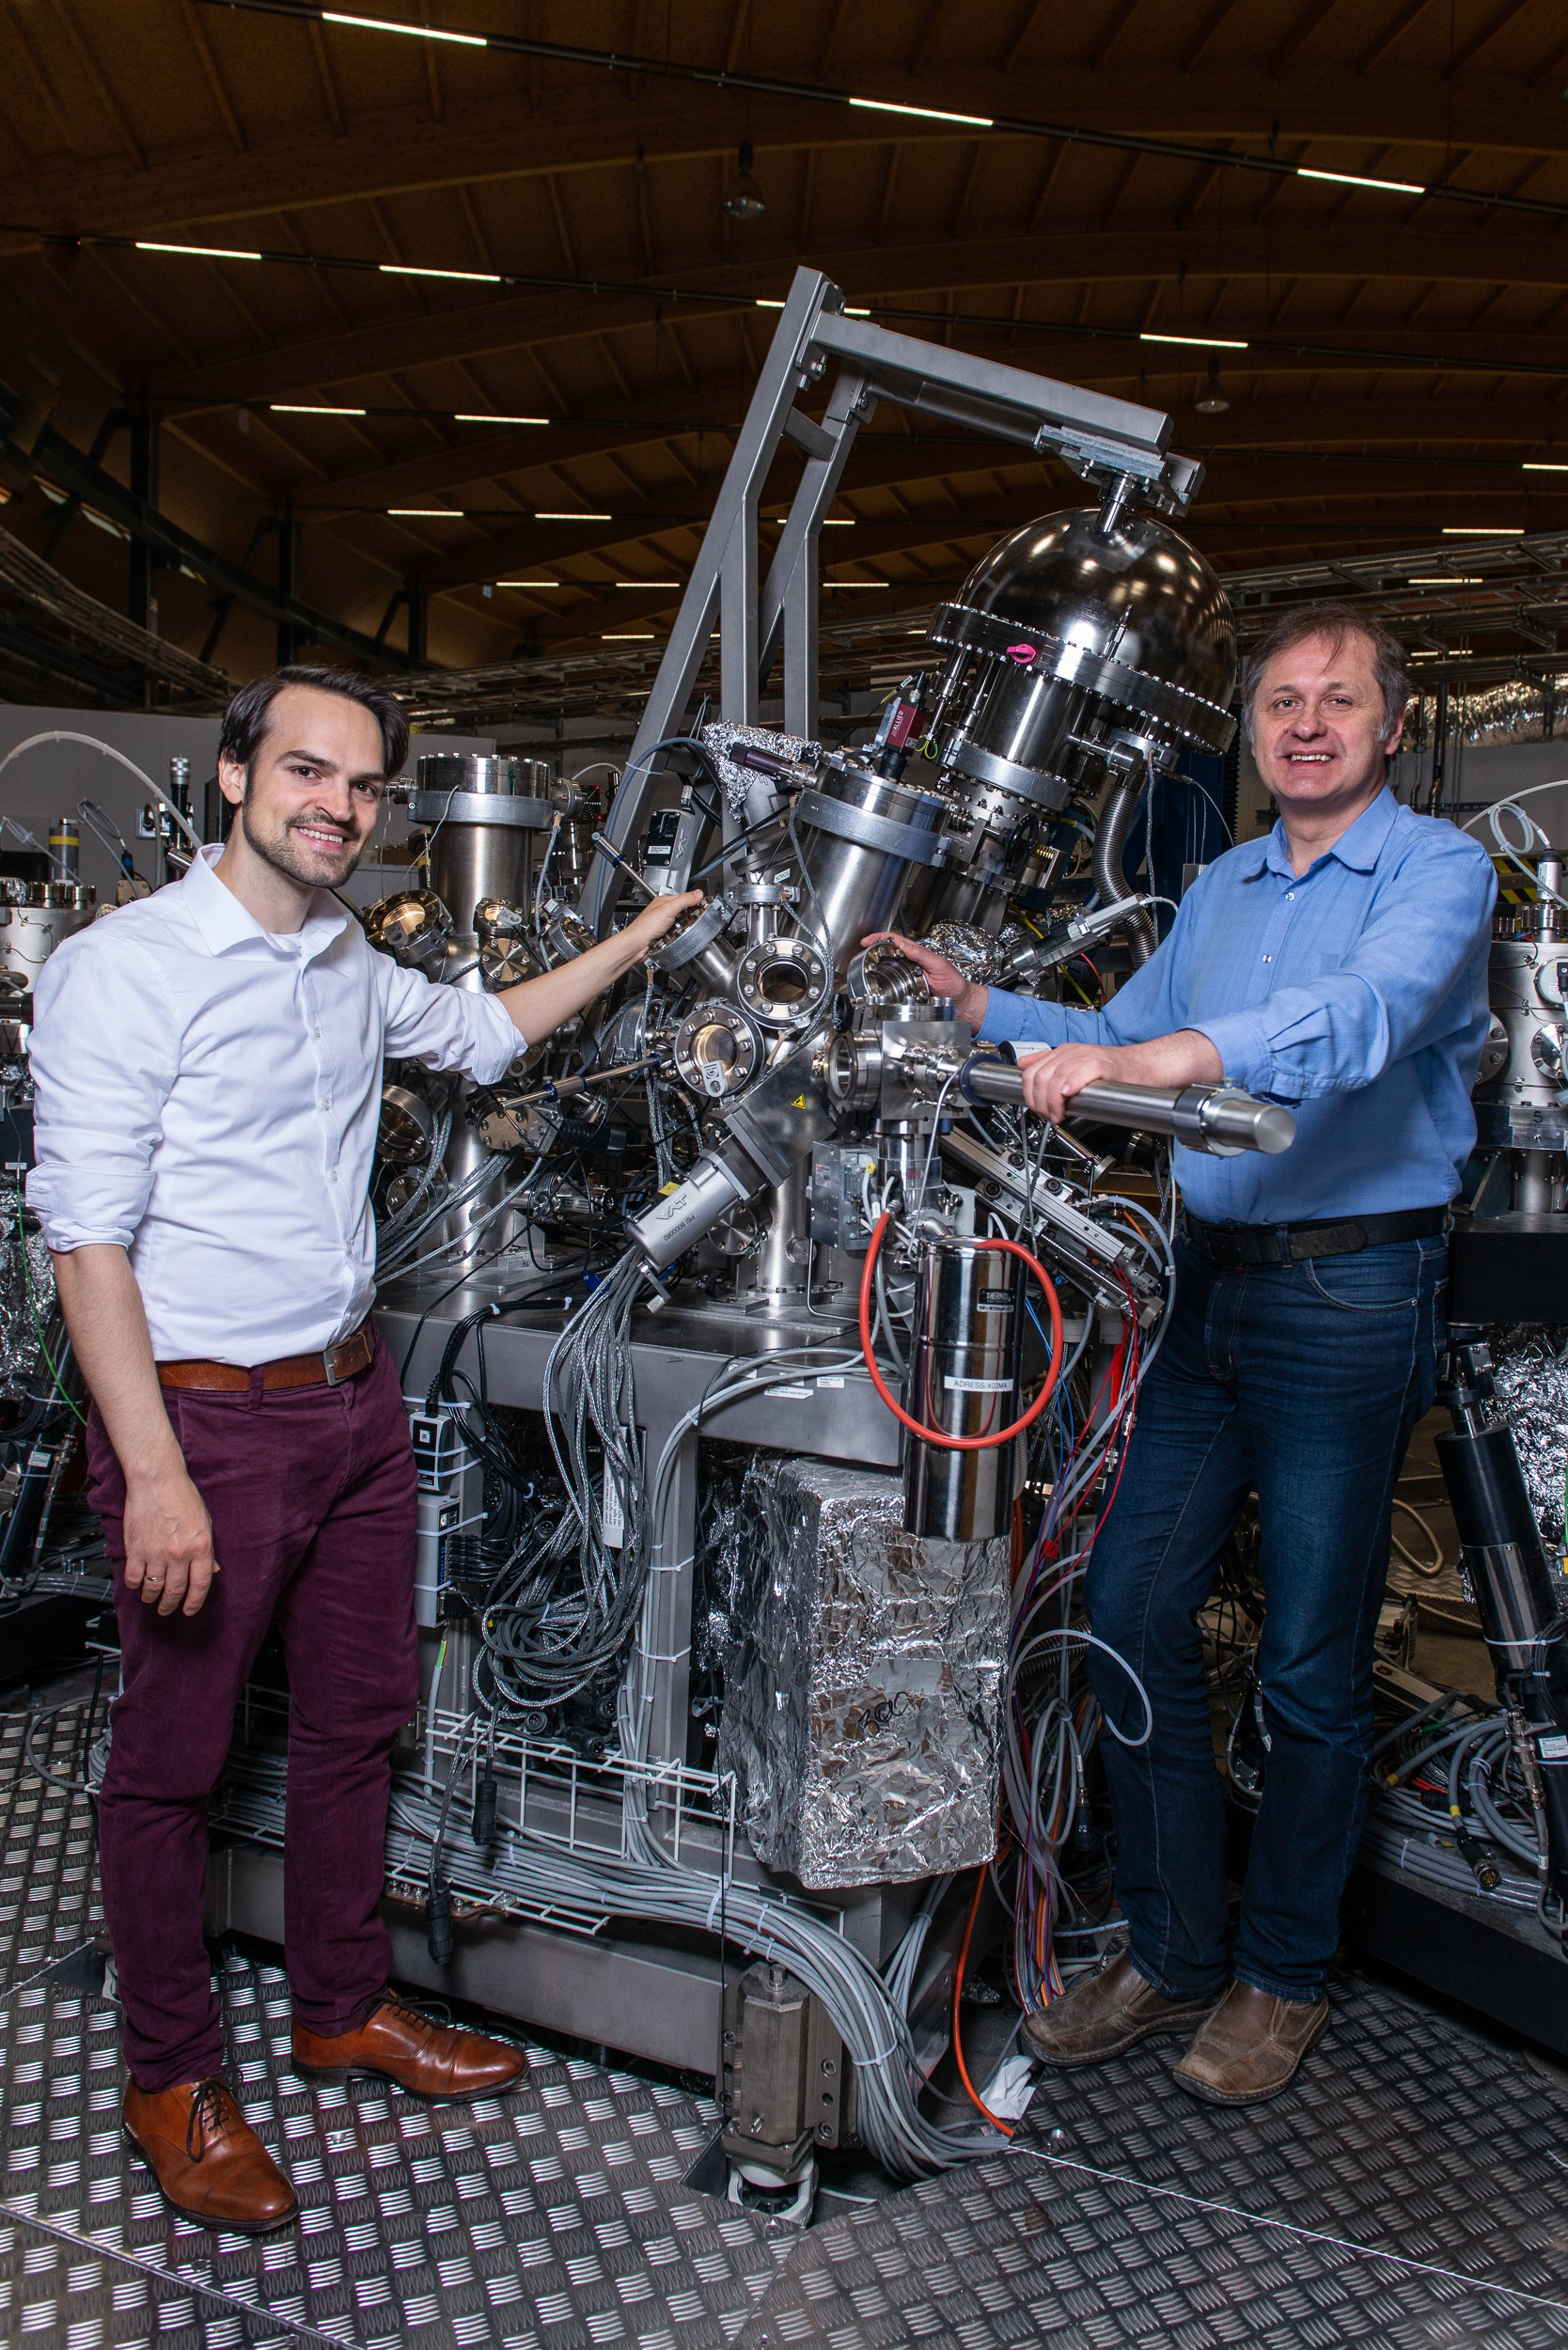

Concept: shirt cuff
[[473, 993, 525, 1085], [24, 1168, 141, 1253], [1190, 1010, 1273, 1094]]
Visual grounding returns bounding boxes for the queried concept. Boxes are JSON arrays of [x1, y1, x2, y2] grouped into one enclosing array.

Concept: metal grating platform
[[7, 1692, 1568, 2348], [0, 1701, 104, 1999]]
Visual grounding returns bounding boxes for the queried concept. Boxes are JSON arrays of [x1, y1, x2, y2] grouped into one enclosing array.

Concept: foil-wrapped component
[[1490, 1328, 1568, 1552], [714, 1454, 1009, 1888], [0, 1184, 55, 1398], [921, 920, 1006, 984], [699, 721, 821, 821]]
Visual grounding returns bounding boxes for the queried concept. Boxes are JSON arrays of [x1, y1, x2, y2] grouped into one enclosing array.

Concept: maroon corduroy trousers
[[86, 1339, 419, 2091]]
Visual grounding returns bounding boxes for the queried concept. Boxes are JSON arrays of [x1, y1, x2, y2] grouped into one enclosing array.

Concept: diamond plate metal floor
[[0, 1700, 103, 1998], [741, 2151, 1568, 2349], [8, 1689, 1568, 2349], [1018, 1968, 1568, 2310]]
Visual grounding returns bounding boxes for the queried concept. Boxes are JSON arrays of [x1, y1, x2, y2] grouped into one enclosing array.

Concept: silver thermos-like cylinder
[[902, 1236, 1027, 1541]]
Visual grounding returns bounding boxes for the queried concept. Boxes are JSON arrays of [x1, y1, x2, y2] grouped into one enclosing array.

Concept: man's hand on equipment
[[623, 889, 705, 952], [123, 1463, 220, 1618], [1019, 1031, 1225, 1123], [860, 931, 989, 1027]]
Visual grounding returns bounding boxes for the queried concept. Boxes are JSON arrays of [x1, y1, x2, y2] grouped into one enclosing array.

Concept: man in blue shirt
[[886, 603, 1496, 2105]]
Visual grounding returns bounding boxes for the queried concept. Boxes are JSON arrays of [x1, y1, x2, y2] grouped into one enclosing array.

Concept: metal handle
[[959, 1057, 1295, 1156]]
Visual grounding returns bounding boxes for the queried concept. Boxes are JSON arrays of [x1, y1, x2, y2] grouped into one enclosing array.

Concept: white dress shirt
[[26, 846, 522, 1364]]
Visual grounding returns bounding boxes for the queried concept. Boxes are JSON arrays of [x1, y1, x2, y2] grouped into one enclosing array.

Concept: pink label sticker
[[1007, 643, 1037, 666]]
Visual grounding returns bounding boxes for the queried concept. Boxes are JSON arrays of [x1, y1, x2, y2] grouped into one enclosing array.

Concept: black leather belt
[[1183, 1206, 1449, 1268]]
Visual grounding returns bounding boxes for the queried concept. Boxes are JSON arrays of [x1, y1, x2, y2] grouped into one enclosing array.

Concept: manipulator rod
[[954, 1051, 1296, 1157]]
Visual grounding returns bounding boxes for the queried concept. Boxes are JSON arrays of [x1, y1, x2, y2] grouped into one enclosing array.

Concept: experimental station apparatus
[[4, 267, 1568, 2201]]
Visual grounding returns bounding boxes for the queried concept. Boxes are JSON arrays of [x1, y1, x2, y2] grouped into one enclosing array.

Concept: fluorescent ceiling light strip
[[537, 510, 611, 521], [322, 10, 486, 45], [1524, 462, 1568, 471], [137, 239, 261, 260], [848, 95, 993, 127], [616, 580, 681, 587], [454, 412, 548, 426], [1298, 166, 1424, 195], [272, 401, 366, 415], [381, 262, 500, 283], [823, 516, 856, 525], [1140, 331, 1248, 350], [1408, 575, 1484, 583], [604, 632, 654, 639], [388, 507, 463, 516], [497, 579, 559, 587], [826, 580, 886, 588], [1442, 525, 1524, 535], [756, 298, 786, 308]]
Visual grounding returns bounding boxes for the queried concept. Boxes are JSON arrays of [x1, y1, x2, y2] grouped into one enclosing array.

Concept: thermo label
[[947, 1374, 1012, 1394]]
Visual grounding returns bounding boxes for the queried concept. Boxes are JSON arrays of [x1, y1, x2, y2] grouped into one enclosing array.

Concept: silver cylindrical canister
[[902, 1237, 1026, 1540], [626, 1145, 755, 1266], [792, 762, 949, 979]]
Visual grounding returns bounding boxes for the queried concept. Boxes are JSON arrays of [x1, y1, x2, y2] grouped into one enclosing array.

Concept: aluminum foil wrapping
[[1490, 1328, 1568, 1552], [714, 1454, 1009, 1889], [699, 721, 821, 821], [0, 1185, 53, 1398]]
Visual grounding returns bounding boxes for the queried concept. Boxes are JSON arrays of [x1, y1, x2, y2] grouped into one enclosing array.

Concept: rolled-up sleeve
[[26, 929, 178, 1252], [379, 958, 521, 1084]]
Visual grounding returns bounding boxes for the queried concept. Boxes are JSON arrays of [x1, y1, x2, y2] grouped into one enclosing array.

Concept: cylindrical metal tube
[[957, 1058, 1295, 1156], [794, 766, 949, 979], [626, 1146, 754, 1265], [902, 1237, 1025, 1540], [1435, 1423, 1561, 1655], [49, 819, 79, 882]]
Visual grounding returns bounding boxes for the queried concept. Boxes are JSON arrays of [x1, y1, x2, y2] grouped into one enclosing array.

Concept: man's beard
[[240, 790, 367, 889]]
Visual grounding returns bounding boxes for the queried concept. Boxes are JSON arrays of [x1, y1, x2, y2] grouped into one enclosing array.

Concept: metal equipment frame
[[586, 264, 1200, 921]]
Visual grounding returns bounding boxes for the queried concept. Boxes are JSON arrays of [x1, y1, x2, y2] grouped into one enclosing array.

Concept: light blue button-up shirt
[[979, 790, 1497, 1224]]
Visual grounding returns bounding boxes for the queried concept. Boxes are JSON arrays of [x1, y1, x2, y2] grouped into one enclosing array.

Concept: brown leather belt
[[157, 1320, 377, 1393]]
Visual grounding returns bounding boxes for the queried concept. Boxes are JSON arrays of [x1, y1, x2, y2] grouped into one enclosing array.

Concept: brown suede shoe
[[1021, 1953, 1224, 2068], [291, 1992, 527, 2100], [123, 2077, 297, 2235], [1173, 1980, 1329, 2106]]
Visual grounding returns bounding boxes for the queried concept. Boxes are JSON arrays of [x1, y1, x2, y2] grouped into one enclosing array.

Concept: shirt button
[[1262, 954, 1273, 964], [1286, 891, 1294, 901]]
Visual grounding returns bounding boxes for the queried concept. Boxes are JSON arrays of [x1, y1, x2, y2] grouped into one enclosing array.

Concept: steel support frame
[[585, 262, 1196, 926]]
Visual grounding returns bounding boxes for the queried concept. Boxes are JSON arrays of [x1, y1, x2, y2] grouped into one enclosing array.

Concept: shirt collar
[[180, 842, 352, 962], [1239, 787, 1399, 883]]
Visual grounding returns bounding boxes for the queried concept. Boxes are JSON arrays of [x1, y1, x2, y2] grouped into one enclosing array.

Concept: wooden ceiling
[[5, 0, 1568, 695]]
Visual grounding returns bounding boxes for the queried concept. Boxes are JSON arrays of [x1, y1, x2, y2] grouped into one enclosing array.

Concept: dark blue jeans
[[1086, 1230, 1448, 2003]]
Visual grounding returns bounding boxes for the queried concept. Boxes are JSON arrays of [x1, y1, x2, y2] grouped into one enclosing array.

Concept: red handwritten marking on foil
[[1007, 643, 1037, 666]]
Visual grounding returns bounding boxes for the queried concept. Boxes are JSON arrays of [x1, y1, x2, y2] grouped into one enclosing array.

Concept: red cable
[[952, 1862, 1015, 2137], [858, 1213, 1065, 1451]]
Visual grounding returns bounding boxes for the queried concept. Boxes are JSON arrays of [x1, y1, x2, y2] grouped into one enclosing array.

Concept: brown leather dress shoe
[[123, 2077, 297, 2235], [1173, 1980, 1329, 2106], [291, 1991, 527, 2100], [1021, 1952, 1224, 2068]]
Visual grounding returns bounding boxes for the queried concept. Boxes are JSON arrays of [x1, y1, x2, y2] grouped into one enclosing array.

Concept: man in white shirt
[[27, 666, 698, 2235]]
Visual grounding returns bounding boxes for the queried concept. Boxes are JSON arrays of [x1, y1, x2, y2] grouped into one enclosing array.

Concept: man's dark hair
[[1242, 603, 1410, 748], [218, 665, 410, 780]]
